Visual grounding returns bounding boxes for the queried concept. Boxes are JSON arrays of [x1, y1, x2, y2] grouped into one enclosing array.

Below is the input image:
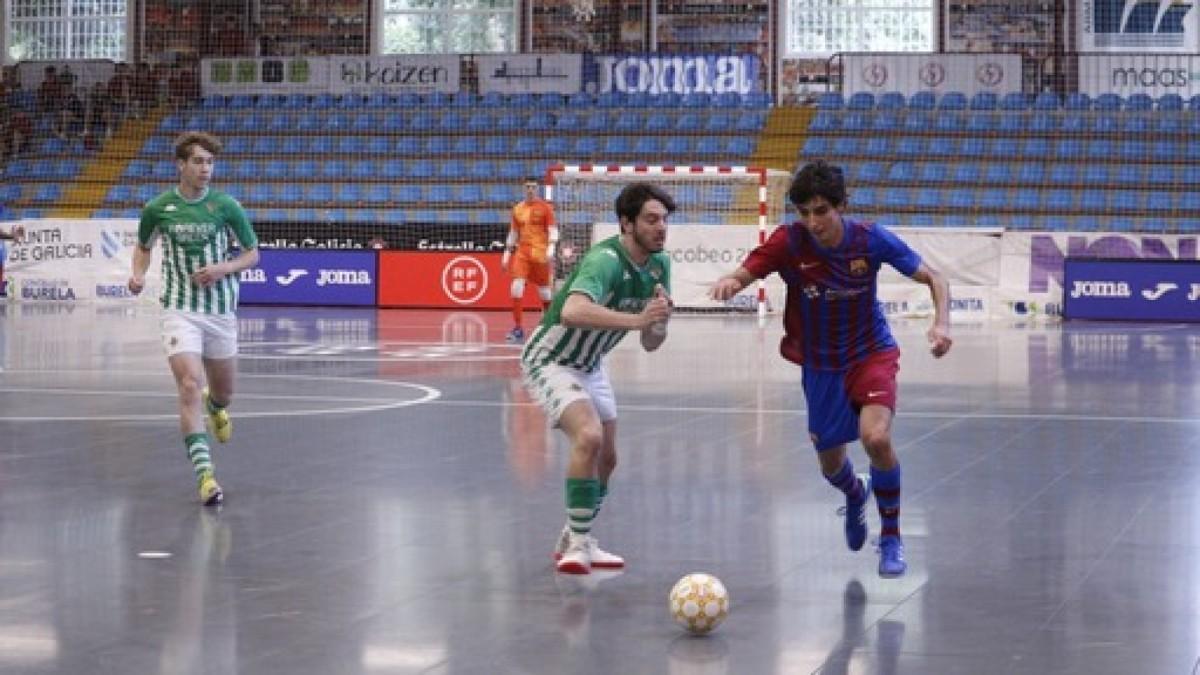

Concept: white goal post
[[544, 164, 790, 317]]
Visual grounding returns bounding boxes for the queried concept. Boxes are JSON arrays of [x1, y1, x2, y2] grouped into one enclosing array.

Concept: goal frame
[[544, 163, 770, 319]]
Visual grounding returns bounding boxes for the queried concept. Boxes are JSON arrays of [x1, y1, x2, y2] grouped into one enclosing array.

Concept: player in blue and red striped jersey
[[711, 160, 952, 578]]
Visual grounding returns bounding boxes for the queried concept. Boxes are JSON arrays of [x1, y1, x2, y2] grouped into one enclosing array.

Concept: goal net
[[546, 164, 790, 316]]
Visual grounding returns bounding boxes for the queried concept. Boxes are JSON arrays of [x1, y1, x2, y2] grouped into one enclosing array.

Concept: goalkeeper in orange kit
[[503, 177, 559, 343]]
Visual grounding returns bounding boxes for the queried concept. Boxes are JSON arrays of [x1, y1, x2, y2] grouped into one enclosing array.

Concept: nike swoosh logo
[[867, 391, 886, 398], [800, 262, 821, 270], [1142, 283, 1178, 301]]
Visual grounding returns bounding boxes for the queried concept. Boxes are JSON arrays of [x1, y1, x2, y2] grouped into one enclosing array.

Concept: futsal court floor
[[0, 301, 1198, 675]]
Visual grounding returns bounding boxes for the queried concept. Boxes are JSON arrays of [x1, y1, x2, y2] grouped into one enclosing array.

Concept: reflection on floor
[[2, 303, 1199, 674]]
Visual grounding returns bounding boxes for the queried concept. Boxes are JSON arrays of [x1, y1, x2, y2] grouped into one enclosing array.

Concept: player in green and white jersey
[[521, 182, 675, 575], [128, 131, 260, 506]]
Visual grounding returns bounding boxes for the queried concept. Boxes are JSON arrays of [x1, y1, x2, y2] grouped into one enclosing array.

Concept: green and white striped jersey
[[521, 235, 670, 373], [138, 187, 258, 314]]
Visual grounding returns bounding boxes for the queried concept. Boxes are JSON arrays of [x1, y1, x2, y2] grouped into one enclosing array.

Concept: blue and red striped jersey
[[743, 217, 921, 370]]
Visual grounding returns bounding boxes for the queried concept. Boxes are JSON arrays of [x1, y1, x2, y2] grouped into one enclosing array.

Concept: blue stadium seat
[[903, 111, 931, 131], [1152, 139, 1180, 161], [1032, 92, 1060, 110], [543, 137, 568, 155], [997, 113, 1025, 133], [1121, 115, 1149, 133], [887, 162, 915, 181], [908, 91, 936, 110], [485, 184, 510, 203], [674, 113, 701, 132], [894, 136, 923, 158], [917, 163, 948, 183], [224, 136, 251, 154], [395, 185, 423, 203], [1147, 165, 1175, 184], [324, 113, 350, 131], [952, 163, 981, 182], [247, 183, 275, 204], [294, 160, 318, 177], [1047, 164, 1076, 184], [1079, 189, 1108, 211], [104, 185, 133, 204], [727, 137, 753, 155], [847, 92, 875, 110], [527, 112, 555, 132], [602, 137, 630, 155], [969, 92, 998, 110], [810, 111, 838, 131], [695, 137, 722, 156], [554, 113, 581, 131], [857, 162, 887, 181], [585, 112, 610, 132], [200, 96, 225, 110], [816, 92, 843, 109], [305, 184, 333, 204], [802, 136, 830, 156], [1016, 162, 1044, 183], [364, 137, 390, 155], [457, 185, 484, 203], [1081, 165, 1109, 184], [999, 92, 1029, 111], [965, 112, 995, 132], [376, 159, 402, 180], [842, 113, 869, 131], [532, 92, 562, 108], [1060, 115, 1087, 133], [336, 184, 363, 204], [233, 161, 258, 180], [425, 136, 451, 155], [321, 160, 349, 180], [877, 92, 906, 110], [938, 92, 967, 110], [1029, 112, 1057, 132], [1157, 93, 1184, 110], [573, 137, 600, 155], [959, 138, 986, 158], [123, 160, 152, 179], [989, 138, 1019, 159], [614, 113, 642, 133], [337, 137, 366, 154], [834, 137, 862, 156], [864, 137, 892, 157], [1043, 190, 1074, 210], [1126, 94, 1153, 110], [1093, 93, 1122, 111], [350, 161, 374, 180], [1085, 138, 1114, 160], [427, 185, 454, 203], [306, 136, 333, 154], [1119, 140, 1149, 161], [983, 163, 1012, 183], [392, 136, 418, 155], [1063, 93, 1091, 110], [457, 135, 486, 155], [1092, 114, 1118, 133], [880, 189, 910, 209], [1013, 190, 1039, 210], [1110, 191, 1142, 211], [978, 190, 1008, 210], [408, 160, 434, 179], [704, 113, 733, 133], [1114, 164, 1145, 185], [1180, 192, 1200, 211], [665, 136, 691, 155], [852, 187, 877, 208], [735, 111, 767, 132], [944, 189, 974, 209], [151, 161, 176, 180], [496, 113, 523, 131], [914, 189, 941, 209], [351, 113, 376, 133]]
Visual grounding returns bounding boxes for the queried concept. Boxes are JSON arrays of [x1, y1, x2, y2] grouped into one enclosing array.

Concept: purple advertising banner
[[239, 249, 377, 306], [1063, 257, 1200, 322]]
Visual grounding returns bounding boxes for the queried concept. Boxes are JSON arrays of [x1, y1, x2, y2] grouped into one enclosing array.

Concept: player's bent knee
[[510, 278, 526, 299]]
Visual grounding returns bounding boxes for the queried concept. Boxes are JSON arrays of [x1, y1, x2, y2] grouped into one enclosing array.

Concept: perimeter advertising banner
[[1063, 258, 1200, 321], [1078, 0, 1200, 53], [586, 54, 764, 96], [239, 249, 378, 306], [841, 53, 1022, 96], [477, 54, 582, 94], [4, 219, 162, 303], [1078, 53, 1200, 96], [377, 251, 542, 309], [201, 55, 459, 96]]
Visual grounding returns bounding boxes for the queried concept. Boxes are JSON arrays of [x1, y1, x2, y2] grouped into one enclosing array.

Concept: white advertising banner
[[327, 55, 460, 95], [842, 53, 1022, 96], [477, 54, 582, 94], [1077, 0, 1200, 53], [1078, 53, 1200, 97], [5, 219, 162, 303], [201, 57, 330, 96]]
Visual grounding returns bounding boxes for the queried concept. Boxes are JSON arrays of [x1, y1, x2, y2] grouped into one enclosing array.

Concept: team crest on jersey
[[850, 258, 868, 276], [165, 204, 177, 212], [650, 268, 661, 280], [206, 202, 217, 213], [803, 284, 820, 299]]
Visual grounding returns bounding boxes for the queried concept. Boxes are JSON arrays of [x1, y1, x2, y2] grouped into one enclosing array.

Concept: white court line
[[0, 372, 441, 423], [428, 398, 1200, 425]]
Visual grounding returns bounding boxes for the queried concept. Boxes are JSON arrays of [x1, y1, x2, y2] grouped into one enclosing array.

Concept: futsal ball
[[669, 573, 729, 634]]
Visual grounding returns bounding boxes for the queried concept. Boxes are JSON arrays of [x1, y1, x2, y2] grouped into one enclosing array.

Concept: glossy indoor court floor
[[1, 302, 1198, 675]]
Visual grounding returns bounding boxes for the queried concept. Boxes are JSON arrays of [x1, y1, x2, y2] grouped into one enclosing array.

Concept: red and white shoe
[[555, 532, 591, 575], [553, 525, 625, 569]]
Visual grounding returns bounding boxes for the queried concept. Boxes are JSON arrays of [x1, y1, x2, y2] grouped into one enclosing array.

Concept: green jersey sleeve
[[220, 195, 258, 249], [137, 202, 160, 249], [567, 245, 623, 305]]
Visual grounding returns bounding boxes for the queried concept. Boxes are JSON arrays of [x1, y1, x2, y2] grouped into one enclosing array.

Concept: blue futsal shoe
[[877, 535, 907, 578], [839, 473, 870, 551], [505, 326, 525, 343]]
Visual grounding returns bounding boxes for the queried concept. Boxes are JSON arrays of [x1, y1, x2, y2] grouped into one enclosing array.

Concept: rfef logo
[[975, 62, 1004, 87], [862, 63, 888, 88], [918, 62, 945, 88], [442, 256, 488, 305]]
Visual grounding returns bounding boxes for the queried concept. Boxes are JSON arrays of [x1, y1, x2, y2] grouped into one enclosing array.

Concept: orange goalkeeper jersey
[[510, 198, 555, 259]]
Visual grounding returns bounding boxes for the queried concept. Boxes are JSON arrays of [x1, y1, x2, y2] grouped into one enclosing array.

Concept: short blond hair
[[174, 131, 223, 160]]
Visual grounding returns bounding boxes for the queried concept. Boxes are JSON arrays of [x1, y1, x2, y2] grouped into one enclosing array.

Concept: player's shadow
[[818, 579, 905, 675]]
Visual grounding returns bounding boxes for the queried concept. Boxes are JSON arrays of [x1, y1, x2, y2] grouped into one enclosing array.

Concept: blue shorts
[[802, 349, 900, 452]]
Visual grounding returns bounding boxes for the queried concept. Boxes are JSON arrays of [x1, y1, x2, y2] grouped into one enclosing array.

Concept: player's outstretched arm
[[910, 263, 952, 358], [710, 267, 756, 301], [562, 291, 669, 333]]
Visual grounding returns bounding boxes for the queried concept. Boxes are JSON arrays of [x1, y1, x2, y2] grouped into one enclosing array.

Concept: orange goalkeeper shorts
[[511, 255, 551, 287]]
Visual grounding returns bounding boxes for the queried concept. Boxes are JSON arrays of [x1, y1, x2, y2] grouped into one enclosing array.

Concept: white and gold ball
[[668, 573, 729, 634]]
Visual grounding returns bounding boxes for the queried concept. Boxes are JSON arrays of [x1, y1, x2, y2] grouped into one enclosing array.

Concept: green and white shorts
[[161, 309, 238, 359], [521, 360, 617, 425]]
